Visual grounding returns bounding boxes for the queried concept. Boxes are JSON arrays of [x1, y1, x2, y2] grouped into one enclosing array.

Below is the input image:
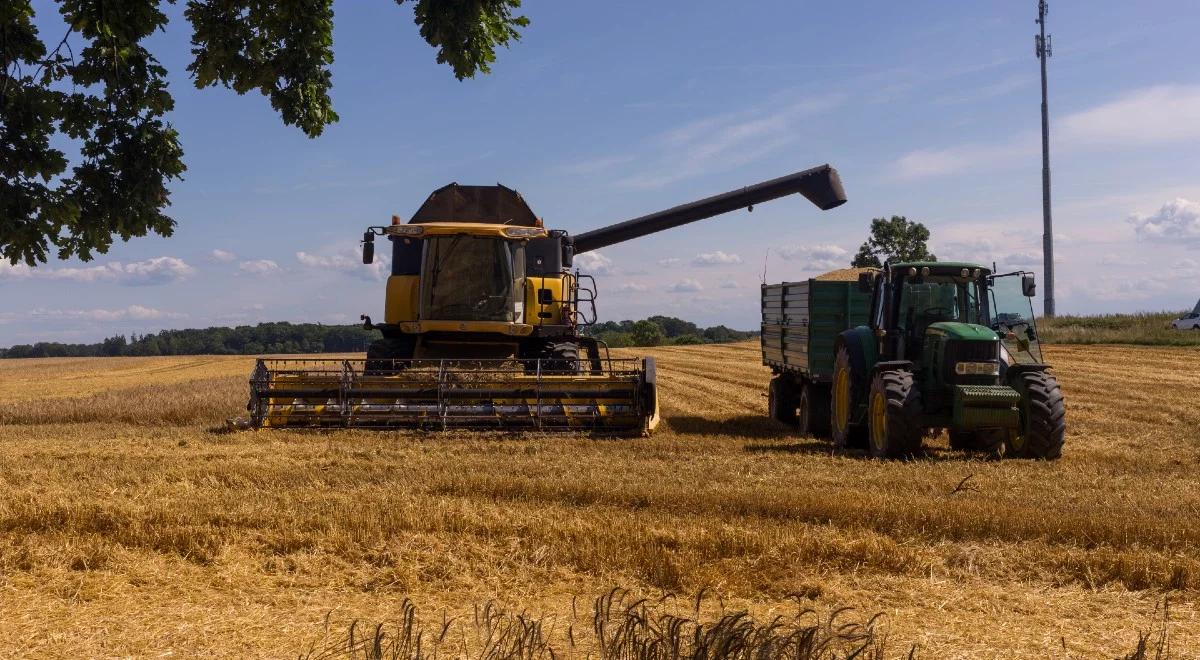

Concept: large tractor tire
[[1008, 370, 1066, 460], [768, 375, 798, 425], [365, 336, 416, 375], [797, 381, 831, 438], [866, 369, 924, 459], [830, 345, 866, 449], [948, 429, 1005, 458]]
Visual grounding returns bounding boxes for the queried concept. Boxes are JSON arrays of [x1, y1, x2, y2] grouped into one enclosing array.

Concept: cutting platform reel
[[245, 357, 660, 434]]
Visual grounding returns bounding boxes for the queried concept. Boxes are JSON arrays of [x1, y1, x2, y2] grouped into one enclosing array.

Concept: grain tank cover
[[409, 183, 539, 226]]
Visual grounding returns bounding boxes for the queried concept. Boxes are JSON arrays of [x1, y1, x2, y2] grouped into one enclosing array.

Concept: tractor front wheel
[[867, 370, 924, 459], [1009, 370, 1066, 459], [830, 345, 859, 449], [768, 376, 798, 425]]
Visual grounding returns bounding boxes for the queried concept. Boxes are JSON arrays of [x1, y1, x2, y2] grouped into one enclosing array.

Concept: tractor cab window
[[988, 273, 1043, 363], [897, 278, 978, 338], [421, 236, 523, 322]]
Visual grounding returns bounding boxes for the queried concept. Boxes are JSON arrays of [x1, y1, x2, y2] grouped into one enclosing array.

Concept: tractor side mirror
[[857, 272, 876, 293], [361, 232, 375, 264], [1021, 274, 1036, 297]]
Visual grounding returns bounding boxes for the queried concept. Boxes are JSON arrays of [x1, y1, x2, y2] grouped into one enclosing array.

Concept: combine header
[[243, 164, 847, 434]]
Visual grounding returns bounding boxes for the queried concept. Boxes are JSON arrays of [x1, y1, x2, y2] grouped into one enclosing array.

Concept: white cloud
[[296, 248, 388, 281], [612, 94, 845, 189], [775, 244, 849, 271], [615, 282, 648, 293], [0, 257, 194, 286], [27, 305, 185, 322], [667, 279, 703, 293], [238, 259, 281, 275], [1098, 253, 1143, 267], [1128, 198, 1200, 244], [1061, 85, 1200, 146], [720, 280, 740, 289], [574, 251, 615, 275], [657, 258, 682, 267], [999, 251, 1042, 268], [692, 251, 743, 266], [893, 137, 1037, 179], [211, 249, 236, 262]]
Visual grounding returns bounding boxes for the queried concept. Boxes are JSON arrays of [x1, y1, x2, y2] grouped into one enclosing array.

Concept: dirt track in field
[[0, 342, 1197, 657]]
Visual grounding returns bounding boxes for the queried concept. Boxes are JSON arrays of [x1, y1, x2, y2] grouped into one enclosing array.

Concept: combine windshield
[[421, 236, 524, 322]]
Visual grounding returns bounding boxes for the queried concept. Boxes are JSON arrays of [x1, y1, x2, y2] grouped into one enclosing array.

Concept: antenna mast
[[1036, 0, 1055, 317]]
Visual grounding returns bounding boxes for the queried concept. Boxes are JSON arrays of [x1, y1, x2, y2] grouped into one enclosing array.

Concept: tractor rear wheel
[[1009, 370, 1066, 460], [797, 381, 831, 438], [867, 369, 924, 459], [768, 376, 798, 425]]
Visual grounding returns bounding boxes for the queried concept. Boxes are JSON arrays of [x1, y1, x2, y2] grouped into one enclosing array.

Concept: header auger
[[245, 164, 846, 433]]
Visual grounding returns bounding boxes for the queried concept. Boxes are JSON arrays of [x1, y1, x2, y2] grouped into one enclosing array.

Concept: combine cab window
[[422, 236, 521, 322]]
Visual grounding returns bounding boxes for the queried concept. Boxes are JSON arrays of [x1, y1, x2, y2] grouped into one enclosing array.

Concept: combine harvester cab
[[243, 164, 845, 435]]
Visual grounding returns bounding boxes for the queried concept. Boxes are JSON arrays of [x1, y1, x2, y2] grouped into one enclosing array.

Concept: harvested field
[[0, 342, 1197, 657]]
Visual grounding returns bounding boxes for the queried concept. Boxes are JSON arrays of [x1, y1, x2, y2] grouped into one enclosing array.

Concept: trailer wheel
[[798, 382, 831, 438], [768, 376, 798, 425], [867, 369, 923, 459], [830, 345, 859, 449], [1008, 370, 1066, 460]]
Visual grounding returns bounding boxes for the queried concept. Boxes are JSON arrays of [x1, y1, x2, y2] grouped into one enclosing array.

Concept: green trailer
[[761, 277, 872, 437]]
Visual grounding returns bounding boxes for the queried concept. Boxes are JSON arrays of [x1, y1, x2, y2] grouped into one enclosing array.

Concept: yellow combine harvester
[[245, 164, 846, 433]]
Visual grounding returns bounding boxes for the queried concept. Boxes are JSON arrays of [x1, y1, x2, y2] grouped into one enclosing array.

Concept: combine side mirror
[[361, 231, 375, 264], [562, 242, 574, 269], [857, 272, 876, 293], [1021, 274, 1036, 297]]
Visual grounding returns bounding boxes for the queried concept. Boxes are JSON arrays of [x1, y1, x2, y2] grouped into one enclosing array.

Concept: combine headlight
[[386, 225, 425, 237], [502, 227, 546, 238], [955, 361, 1000, 376]]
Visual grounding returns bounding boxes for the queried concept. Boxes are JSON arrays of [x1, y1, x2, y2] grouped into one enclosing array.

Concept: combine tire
[[768, 376, 798, 425], [365, 337, 415, 375], [949, 430, 1005, 458], [1009, 370, 1066, 460], [830, 345, 864, 449], [797, 381, 831, 438], [866, 369, 924, 459]]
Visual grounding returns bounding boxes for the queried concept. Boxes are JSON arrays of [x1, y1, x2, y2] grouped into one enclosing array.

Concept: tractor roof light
[[386, 225, 425, 237], [908, 267, 918, 277], [921, 266, 930, 276], [502, 227, 546, 238], [960, 268, 970, 277]]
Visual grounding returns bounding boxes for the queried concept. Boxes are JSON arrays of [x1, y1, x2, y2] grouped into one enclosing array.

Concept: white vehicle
[[1173, 311, 1200, 330]]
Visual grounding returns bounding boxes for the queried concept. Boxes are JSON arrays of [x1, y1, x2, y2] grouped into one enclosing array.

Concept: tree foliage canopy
[[1, 0, 528, 266], [851, 215, 936, 268]]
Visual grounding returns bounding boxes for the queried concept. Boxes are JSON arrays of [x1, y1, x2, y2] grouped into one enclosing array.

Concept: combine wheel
[[1008, 370, 1066, 460], [768, 376, 798, 425], [365, 337, 415, 375], [797, 381, 831, 438], [866, 369, 924, 459]]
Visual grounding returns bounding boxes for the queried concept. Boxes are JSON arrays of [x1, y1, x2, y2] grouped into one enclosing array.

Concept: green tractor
[[831, 262, 1065, 459]]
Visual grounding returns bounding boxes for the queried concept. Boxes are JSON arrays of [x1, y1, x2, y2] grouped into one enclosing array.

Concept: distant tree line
[[0, 322, 375, 359], [584, 316, 757, 347], [0, 317, 756, 358]]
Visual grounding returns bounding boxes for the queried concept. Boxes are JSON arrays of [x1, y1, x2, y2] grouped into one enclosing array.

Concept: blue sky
[[4, 0, 1200, 345]]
